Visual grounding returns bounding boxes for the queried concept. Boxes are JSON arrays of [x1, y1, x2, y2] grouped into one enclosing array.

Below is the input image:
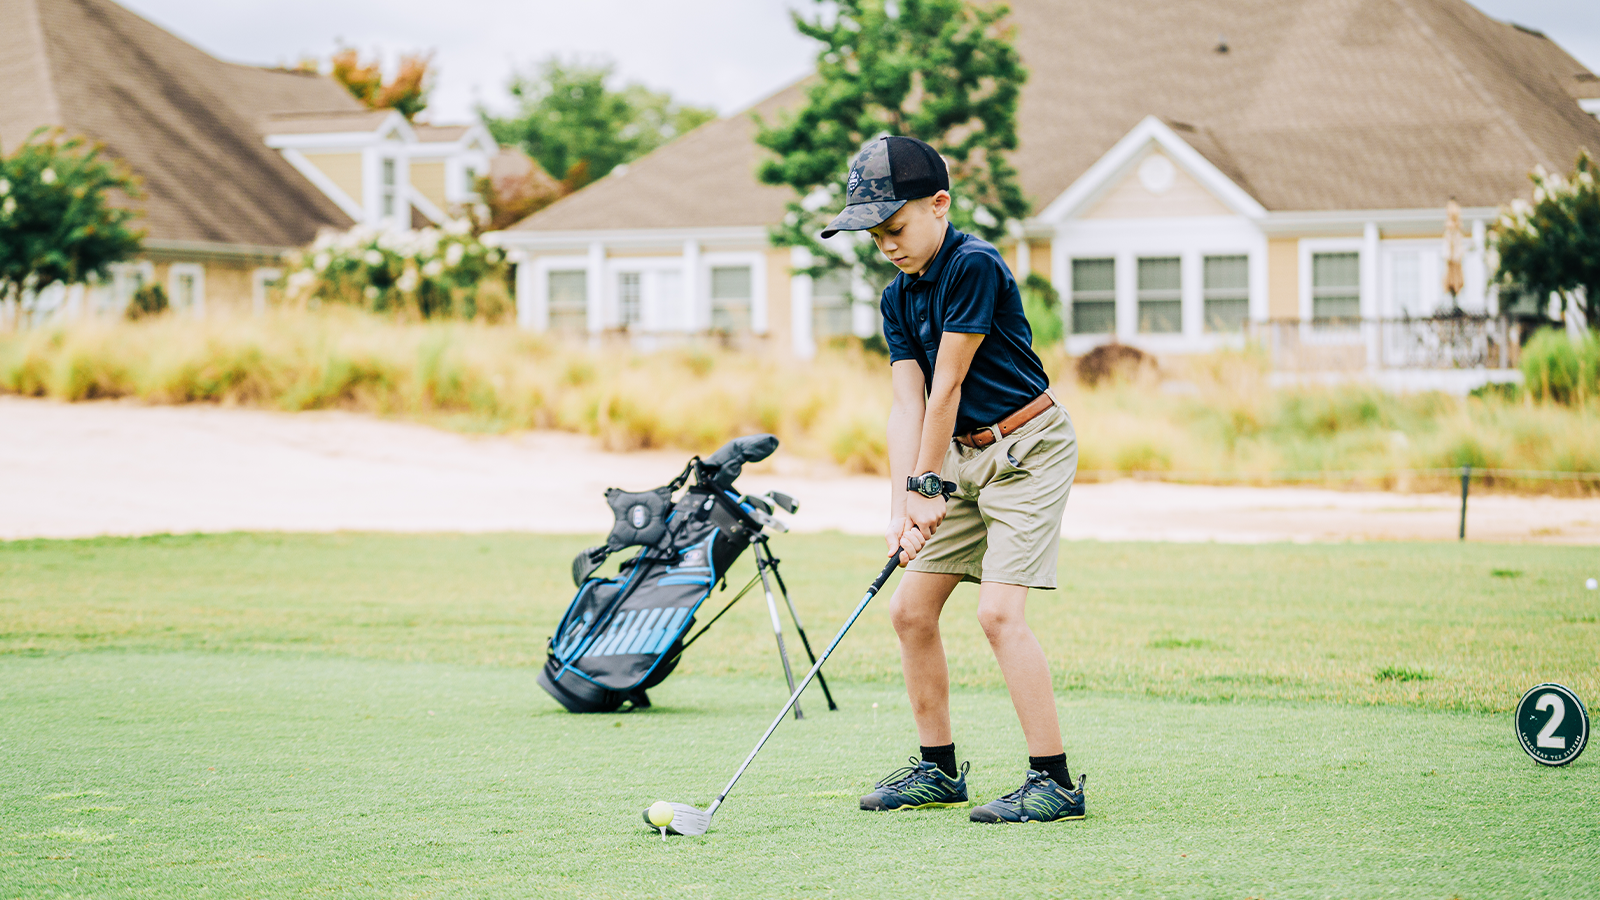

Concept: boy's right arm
[[886, 360, 927, 563]]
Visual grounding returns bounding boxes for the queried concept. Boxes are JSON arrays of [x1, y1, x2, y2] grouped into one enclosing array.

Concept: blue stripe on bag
[[622, 608, 666, 654]]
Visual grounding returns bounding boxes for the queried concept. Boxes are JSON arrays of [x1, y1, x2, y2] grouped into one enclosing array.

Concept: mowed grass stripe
[[1, 653, 1597, 900], [1, 533, 1596, 711]]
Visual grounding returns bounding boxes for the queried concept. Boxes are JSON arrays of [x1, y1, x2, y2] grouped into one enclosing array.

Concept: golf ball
[[1587, 578, 1598, 591], [647, 801, 674, 828]]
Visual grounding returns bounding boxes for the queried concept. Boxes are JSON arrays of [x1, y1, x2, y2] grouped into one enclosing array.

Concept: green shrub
[[1520, 326, 1600, 403], [1021, 272, 1063, 350], [124, 283, 167, 320]]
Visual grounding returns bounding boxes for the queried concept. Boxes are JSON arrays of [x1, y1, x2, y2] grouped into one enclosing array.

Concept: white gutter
[[486, 225, 771, 251]]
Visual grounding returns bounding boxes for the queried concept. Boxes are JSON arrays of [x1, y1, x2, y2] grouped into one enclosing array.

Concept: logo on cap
[[847, 169, 862, 195]]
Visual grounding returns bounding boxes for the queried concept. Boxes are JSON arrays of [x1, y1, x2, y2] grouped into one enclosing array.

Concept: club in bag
[[642, 548, 908, 836]]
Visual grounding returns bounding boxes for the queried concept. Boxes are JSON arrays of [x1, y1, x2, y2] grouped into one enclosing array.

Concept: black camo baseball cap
[[819, 136, 950, 239]]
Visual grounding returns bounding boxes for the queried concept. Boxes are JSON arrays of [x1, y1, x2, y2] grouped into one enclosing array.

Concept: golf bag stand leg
[[754, 539, 837, 711], [754, 538, 802, 720]]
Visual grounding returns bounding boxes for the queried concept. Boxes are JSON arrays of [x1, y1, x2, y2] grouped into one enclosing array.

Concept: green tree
[[755, 0, 1029, 291], [1492, 151, 1600, 329], [484, 58, 716, 191], [0, 130, 143, 326]]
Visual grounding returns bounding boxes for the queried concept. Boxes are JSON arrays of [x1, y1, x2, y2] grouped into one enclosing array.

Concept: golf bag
[[538, 435, 781, 713]]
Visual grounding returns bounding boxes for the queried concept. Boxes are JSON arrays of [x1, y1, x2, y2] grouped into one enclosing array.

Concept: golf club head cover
[[571, 545, 609, 587], [604, 486, 674, 552], [702, 434, 779, 488]]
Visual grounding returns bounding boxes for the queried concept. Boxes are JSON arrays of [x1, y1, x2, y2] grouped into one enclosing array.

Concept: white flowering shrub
[[1491, 151, 1600, 329], [0, 130, 142, 316], [282, 220, 509, 320]]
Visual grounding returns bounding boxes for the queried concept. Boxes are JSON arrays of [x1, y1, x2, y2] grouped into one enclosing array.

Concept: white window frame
[[526, 255, 591, 333], [106, 261, 155, 315], [364, 145, 410, 229], [251, 267, 283, 316], [606, 256, 693, 333], [168, 263, 205, 317], [701, 251, 769, 335], [1134, 254, 1184, 336], [1298, 238, 1365, 344], [1053, 217, 1264, 355], [1200, 253, 1252, 334], [1066, 257, 1117, 337], [1379, 239, 1444, 319]]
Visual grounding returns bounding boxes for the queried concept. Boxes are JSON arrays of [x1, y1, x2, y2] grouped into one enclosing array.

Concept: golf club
[[641, 549, 906, 836], [755, 541, 804, 720], [758, 540, 838, 711]]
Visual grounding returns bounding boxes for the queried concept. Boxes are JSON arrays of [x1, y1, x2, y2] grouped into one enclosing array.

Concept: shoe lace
[[874, 757, 926, 791], [997, 771, 1048, 807]]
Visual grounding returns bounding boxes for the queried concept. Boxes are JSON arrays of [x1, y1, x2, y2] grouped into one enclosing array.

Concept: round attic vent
[[1138, 154, 1176, 194]]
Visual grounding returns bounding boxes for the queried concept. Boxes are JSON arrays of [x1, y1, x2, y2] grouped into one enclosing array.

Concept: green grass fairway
[[2, 534, 1598, 898]]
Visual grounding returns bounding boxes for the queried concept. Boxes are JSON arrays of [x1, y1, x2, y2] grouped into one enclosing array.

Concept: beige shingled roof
[[508, 84, 803, 232], [0, 0, 357, 248], [512, 0, 1600, 232]]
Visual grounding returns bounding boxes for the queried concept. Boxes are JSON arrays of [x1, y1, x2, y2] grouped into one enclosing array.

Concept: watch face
[[918, 473, 942, 496]]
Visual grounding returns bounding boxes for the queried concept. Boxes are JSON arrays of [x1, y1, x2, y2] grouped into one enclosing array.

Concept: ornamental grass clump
[[282, 221, 510, 321], [2, 311, 1599, 489]]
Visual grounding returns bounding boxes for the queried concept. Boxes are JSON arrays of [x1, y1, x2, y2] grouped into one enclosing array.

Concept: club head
[[764, 490, 799, 514], [640, 802, 712, 836]]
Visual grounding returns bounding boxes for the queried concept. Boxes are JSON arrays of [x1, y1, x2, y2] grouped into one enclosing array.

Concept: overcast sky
[[116, 0, 1600, 124]]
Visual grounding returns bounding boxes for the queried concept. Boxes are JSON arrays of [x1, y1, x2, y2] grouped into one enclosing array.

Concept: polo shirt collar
[[907, 224, 960, 290]]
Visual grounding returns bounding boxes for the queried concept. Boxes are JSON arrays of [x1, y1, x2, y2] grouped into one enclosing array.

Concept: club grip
[[871, 551, 903, 594]]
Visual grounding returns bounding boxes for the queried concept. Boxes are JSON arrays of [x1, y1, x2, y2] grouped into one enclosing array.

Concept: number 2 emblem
[[1515, 684, 1588, 766]]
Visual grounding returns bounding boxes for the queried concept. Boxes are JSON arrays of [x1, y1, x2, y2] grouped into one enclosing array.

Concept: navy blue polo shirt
[[880, 224, 1050, 435]]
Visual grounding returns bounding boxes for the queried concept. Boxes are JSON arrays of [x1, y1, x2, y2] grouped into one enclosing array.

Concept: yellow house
[[0, 0, 495, 320], [492, 0, 1600, 392]]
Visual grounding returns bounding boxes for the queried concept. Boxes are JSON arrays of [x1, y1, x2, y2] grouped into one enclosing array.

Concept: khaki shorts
[[907, 402, 1077, 589]]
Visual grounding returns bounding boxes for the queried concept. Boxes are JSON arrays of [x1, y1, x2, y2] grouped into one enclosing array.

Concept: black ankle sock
[[1029, 753, 1073, 788], [921, 743, 958, 778]]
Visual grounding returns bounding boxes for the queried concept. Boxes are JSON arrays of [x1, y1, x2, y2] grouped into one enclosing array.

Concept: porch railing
[[1247, 316, 1520, 373]]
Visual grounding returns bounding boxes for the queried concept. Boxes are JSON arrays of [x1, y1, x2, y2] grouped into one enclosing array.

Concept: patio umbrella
[[1443, 198, 1465, 309]]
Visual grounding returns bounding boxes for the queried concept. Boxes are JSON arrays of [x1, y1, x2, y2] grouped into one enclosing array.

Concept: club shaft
[[758, 558, 802, 718], [759, 541, 836, 710], [707, 553, 901, 817], [768, 547, 844, 707]]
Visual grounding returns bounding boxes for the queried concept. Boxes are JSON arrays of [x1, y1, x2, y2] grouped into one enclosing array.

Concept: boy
[[819, 136, 1084, 823]]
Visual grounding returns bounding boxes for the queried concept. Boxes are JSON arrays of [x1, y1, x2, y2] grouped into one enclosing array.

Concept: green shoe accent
[[860, 758, 971, 811], [969, 771, 1087, 823]]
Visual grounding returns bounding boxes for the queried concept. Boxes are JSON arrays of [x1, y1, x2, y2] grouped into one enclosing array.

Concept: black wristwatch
[[907, 471, 945, 499]]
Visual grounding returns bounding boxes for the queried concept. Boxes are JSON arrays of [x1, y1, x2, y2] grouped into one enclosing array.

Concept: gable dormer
[[265, 109, 416, 230]]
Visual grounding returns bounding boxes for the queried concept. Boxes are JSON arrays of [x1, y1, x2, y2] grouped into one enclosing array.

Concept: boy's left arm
[[903, 331, 984, 538]]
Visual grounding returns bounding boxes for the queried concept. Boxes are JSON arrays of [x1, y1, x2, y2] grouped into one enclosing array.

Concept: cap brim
[[819, 200, 906, 239]]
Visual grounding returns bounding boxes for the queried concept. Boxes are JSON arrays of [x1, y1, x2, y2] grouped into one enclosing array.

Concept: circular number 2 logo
[[1515, 683, 1589, 766]]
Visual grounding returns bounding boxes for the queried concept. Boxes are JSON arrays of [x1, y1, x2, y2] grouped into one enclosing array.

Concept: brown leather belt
[[954, 392, 1054, 449]]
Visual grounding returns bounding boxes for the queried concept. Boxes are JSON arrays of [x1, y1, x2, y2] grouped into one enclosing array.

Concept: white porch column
[[682, 238, 702, 332], [512, 252, 538, 330], [790, 246, 816, 360], [1466, 219, 1488, 314], [1248, 234, 1270, 323], [1362, 221, 1380, 370], [1360, 222, 1380, 318], [586, 241, 606, 333], [1015, 239, 1031, 279], [1181, 250, 1203, 339], [1115, 250, 1137, 340]]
